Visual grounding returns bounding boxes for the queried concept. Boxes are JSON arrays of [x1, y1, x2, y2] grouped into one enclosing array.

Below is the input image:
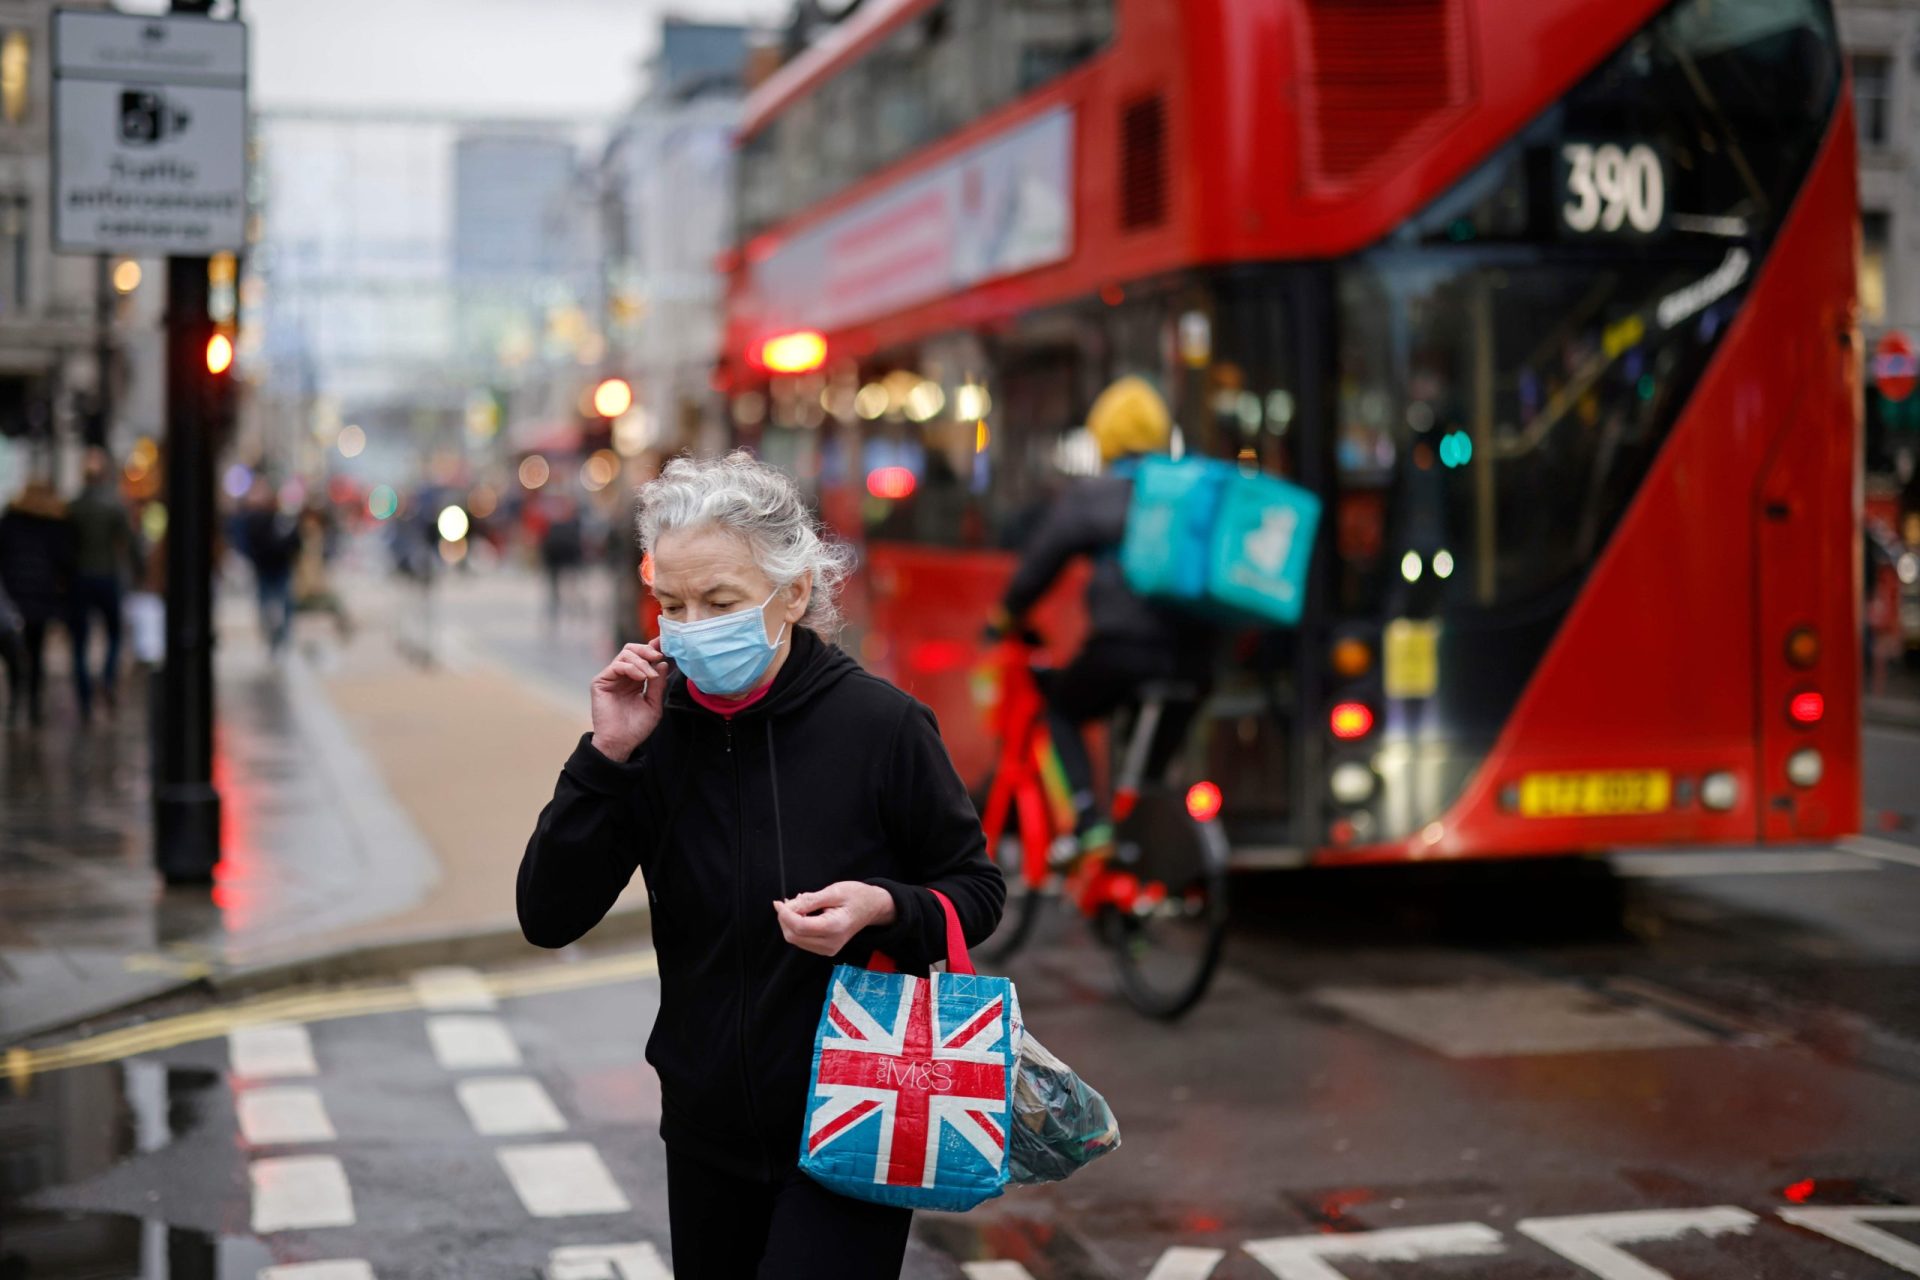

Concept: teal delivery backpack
[[1118, 456, 1321, 627]]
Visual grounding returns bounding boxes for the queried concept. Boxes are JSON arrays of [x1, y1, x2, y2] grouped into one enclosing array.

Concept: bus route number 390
[[1560, 142, 1665, 236]]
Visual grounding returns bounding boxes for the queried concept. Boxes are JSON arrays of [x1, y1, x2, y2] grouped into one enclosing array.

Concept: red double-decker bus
[[719, 0, 1859, 866]]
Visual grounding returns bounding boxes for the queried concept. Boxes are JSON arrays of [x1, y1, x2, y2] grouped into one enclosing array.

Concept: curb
[[210, 907, 652, 996], [3, 908, 653, 1048]]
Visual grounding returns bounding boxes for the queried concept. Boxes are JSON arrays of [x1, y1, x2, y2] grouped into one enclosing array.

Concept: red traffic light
[[206, 332, 234, 375]]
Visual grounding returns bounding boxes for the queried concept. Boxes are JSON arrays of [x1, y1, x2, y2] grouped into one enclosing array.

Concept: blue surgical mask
[[658, 588, 788, 696]]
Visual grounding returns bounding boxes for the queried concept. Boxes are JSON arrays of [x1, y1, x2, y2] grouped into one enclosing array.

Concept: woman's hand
[[589, 642, 670, 762], [774, 882, 897, 957]]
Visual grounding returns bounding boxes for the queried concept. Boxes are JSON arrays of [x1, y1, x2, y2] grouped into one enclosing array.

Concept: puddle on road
[[0, 1061, 219, 1201], [0, 1208, 273, 1279]]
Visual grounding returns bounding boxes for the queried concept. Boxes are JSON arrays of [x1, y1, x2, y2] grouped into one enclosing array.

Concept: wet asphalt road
[[5, 581, 1918, 1280], [5, 726, 1919, 1279]]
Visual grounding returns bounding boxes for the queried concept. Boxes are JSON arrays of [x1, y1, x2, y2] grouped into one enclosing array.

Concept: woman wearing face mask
[[518, 451, 1003, 1280]]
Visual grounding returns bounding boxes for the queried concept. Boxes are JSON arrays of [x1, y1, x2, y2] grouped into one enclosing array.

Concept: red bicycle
[[970, 635, 1229, 1019]]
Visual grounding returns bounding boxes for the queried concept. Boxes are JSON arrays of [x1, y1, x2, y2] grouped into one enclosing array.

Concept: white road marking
[[250, 1154, 355, 1232], [259, 1263, 375, 1280], [962, 1265, 1035, 1280], [1313, 982, 1712, 1057], [547, 1242, 673, 1280], [1612, 850, 1879, 877], [1843, 833, 1920, 870], [457, 1076, 567, 1136], [410, 965, 498, 1011], [1779, 1206, 1920, 1275], [497, 1142, 631, 1217], [229, 1023, 317, 1079], [1517, 1206, 1759, 1280], [426, 1014, 522, 1070], [237, 1086, 337, 1145], [1145, 1246, 1227, 1279], [1244, 1223, 1506, 1279]]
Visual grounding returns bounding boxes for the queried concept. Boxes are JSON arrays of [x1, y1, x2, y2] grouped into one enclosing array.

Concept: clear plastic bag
[[1007, 1029, 1121, 1184]]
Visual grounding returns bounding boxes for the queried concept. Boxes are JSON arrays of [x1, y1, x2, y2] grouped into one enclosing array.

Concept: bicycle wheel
[[1104, 788, 1229, 1019]]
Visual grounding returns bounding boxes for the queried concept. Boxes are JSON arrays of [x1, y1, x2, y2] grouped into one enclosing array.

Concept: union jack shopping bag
[[799, 890, 1014, 1211]]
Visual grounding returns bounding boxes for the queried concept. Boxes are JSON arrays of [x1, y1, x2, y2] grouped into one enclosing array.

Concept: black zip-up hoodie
[[517, 625, 1004, 1180]]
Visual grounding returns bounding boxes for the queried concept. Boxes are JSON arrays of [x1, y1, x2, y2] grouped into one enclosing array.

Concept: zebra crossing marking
[[250, 1154, 356, 1231], [1779, 1206, 1920, 1275], [457, 1075, 567, 1136], [258, 1262, 375, 1280], [498, 1141, 631, 1217], [426, 1014, 522, 1069], [237, 1085, 337, 1145], [229, 1023, 318, 1079], [547, 1241, 673, 1280]]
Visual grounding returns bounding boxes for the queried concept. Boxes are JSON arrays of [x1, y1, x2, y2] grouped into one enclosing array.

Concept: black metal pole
[[153, 254, 219, 883], [91, 254, 112, 448]]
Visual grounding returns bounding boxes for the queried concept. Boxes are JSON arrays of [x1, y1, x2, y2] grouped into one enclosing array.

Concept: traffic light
[[206, 330, 234, 375]]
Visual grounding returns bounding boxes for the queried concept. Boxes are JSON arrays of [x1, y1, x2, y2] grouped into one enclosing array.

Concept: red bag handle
[[868, 888, 975, 976]]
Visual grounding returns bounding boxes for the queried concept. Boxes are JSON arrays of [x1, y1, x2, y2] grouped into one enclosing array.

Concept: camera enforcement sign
[[52, 9, 247, 255]]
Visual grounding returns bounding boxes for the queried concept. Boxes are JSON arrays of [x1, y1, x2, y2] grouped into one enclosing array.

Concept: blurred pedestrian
[[292, 504, 354, 644], [518, 451, 1002, 1280], [66, 447, 136, 718], [539, 496, 585, 628], [237, 477, 299, 654], [0, 478, 75, 726]]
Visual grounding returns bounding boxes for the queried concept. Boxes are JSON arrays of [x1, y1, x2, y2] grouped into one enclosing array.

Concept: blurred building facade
[[598, 20, 757, 458], [1842, 0, 1920, 483], [0, 0, 166, 494]]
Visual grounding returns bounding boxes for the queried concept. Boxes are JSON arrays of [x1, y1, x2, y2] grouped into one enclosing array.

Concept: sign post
[[53, 7, 247, 883]]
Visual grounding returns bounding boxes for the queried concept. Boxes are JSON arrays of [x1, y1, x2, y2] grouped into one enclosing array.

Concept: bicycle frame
[[975, 640, 1170, 917]]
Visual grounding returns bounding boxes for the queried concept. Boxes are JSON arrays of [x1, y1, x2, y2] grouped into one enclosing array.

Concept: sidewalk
[[0, 564, 643, 1045]]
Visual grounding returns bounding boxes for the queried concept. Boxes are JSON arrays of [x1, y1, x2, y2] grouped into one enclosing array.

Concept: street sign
[[1873, 330, 1917, 403], [51, 8, 247, 255]]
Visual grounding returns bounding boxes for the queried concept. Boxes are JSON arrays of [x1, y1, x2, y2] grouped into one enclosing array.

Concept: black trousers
[[1039, 639, 1205, 821], [666, 1148, 912, 1280]]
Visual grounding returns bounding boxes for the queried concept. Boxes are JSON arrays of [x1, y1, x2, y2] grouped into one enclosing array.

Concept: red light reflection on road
[[210, 728, 261, 929]]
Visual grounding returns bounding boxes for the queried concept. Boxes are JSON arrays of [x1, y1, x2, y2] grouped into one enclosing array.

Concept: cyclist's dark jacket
[[1002, 470, 1184, 648], [517, 625, 1004, 1180]]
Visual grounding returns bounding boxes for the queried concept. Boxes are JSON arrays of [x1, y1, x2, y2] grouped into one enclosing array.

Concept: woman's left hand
[[774, 882, 896, 957]]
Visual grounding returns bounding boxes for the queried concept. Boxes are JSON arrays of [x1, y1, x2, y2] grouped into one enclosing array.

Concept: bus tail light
[[1788, 690, 1824, 725], [1785, 627, 1819, 668], [1331, 637, 1372, 678], [1185, 780, 1223, 822], [1329, 702, 1373, 740], [1786, 748, 1823, 787], [1701, 771, 1739, 811], [1329, 762, 1376, 805]]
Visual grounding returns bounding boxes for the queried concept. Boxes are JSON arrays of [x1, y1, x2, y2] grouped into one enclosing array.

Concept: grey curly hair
[[636, 451, 857, 640]]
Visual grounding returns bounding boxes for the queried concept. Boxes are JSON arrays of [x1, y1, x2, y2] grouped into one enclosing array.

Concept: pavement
[[0, 555, 642, 1045]]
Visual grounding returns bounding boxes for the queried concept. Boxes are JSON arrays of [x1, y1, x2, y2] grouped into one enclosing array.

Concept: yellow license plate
[[1517, 770, 1671, 818]]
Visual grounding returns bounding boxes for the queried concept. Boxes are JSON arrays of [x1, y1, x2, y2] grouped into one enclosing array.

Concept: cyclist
[[986, 376, 1213, 853]]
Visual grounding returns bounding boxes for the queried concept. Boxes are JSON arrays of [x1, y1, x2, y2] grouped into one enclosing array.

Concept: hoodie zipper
[[724, 716, 770, 1176]]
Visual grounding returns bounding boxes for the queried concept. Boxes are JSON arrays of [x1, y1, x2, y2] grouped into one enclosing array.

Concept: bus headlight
[[1701, 771, 1739, 811], [1786, 748, 1823, 788], [1329, 762, 1377, 806]]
